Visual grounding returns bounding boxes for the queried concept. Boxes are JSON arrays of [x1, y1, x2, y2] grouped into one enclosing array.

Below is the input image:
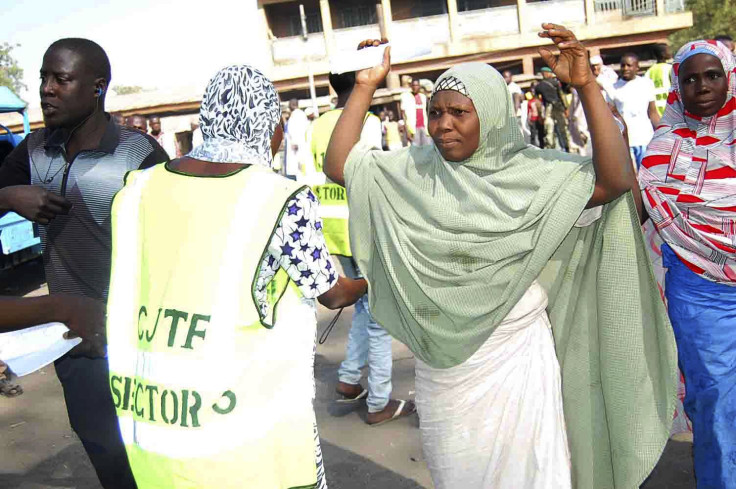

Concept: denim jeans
[[336, 256, 393, 413]]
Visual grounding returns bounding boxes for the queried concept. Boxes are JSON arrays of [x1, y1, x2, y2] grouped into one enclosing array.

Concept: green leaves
[[0, 42, 25, 95], [669, 0, 736, 51]]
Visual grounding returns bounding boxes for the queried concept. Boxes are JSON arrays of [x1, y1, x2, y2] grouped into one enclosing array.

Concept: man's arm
[[0, 295, 105, 338], [513, 93, 523, 114], [648, 101, 661, 128]]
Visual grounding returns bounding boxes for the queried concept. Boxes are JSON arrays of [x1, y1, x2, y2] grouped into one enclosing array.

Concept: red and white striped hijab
[[639, 40, 736, 283]]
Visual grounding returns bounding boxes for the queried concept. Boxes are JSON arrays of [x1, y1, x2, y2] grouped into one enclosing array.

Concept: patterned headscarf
[[189, 65, 281, 167], [639, 40, 736, 283]]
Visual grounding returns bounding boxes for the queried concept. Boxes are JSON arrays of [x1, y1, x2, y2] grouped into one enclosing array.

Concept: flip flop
[[336, 388, 368, 404], [0, 378, 23, 398], [368, 399, 416, 427]]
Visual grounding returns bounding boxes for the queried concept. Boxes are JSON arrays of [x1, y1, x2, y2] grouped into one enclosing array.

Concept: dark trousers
[[529, 119, 545, 148], [55, 355, 137, 489], [551, 105, 569, 153]]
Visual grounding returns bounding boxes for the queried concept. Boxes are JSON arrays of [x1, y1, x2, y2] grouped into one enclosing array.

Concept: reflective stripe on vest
[[106, 165, 319, 488]]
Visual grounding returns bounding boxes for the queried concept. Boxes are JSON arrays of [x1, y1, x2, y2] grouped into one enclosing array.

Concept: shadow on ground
[[641, 439, 696, 489], [2, 442, 100, 489], [322, 441, 426, 489]]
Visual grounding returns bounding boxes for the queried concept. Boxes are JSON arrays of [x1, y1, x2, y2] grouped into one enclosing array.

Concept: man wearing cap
[[590, 55, 618, 87], [534, 67, 569, 152]]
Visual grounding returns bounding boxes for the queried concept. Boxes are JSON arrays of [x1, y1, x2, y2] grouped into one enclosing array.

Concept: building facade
[[259, 0, 692, 97]]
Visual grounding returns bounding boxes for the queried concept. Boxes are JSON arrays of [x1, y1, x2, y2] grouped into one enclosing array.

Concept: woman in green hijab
[[325, 24, 677, 489]]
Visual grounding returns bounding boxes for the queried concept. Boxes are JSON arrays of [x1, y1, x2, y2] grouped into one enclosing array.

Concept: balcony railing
[[622, 0, 655, 16], [594, 0, 620, 13]]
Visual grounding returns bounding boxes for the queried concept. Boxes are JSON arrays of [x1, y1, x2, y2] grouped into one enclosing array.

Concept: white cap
[[589, 55, 604, 66]]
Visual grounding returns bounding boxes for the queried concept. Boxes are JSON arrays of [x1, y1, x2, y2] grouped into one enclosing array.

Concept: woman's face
[[428, 90, 480, 162], [679, 54, 729, 118], [271, 121, 284, 156]]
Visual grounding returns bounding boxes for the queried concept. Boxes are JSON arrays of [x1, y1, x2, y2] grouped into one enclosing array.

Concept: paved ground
[[0, 259, 696, 488]]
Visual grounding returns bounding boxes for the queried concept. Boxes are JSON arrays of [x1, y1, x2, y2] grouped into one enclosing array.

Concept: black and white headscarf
[[189, 65, 281, 167]]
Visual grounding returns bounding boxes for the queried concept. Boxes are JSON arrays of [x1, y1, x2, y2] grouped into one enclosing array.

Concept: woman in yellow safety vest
[[106, 65, 367, 489]]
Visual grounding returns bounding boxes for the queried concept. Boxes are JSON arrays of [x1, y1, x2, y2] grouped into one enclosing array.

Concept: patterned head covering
[[189, 65, 281, 167], [639, 40, 736, 283]]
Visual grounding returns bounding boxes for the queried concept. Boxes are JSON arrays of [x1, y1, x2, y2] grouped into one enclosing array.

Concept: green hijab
[[343, 63, 677, 488]]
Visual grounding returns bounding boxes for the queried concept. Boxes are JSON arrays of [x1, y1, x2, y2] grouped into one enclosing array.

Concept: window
[[392, 0, 447, 21], [458, 0, 513, 10], [265, 1, 323, 38], [335, 5, 377, 28], [287, 11, 324, 36]]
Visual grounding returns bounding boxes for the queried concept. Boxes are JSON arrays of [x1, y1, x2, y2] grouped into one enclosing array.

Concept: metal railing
[[594, 0, 621, 13], [622, 0, 656, 16]]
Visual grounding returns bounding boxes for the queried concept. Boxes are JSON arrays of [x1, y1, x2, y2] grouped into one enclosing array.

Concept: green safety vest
[[106, 163, 321, 489], [310, 110, 379, 257], [646, 63, 672, 116]]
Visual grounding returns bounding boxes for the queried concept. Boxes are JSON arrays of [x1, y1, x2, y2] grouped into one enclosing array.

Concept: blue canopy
[[0, 86, 30, 135]]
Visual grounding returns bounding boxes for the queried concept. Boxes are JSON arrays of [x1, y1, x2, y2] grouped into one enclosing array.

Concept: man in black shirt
[[535, 67, 570, 152], [0, 38, 168, 489]]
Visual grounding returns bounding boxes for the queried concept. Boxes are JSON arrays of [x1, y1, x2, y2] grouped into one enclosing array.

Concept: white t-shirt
[[610, 76, 656, 147]]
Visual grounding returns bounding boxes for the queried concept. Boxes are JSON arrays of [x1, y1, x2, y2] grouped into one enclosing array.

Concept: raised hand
[[355, 38, 391, 90], [538, 24, 595, 89]]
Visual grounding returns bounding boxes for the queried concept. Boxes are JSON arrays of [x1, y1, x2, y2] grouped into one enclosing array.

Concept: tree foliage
[[0, 42, 26, 94], [669, 0, 736, 51], [111, 85, 143, 96]]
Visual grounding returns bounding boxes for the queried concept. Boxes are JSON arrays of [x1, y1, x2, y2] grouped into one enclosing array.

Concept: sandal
[[0, 363, 23, 398], [367, 399, 416, 427], [336, 382, 368, 404]]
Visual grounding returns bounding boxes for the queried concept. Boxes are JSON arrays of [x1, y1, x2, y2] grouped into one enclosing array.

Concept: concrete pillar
[[446, 0, 460, 44], [319, 0, 335, 58], [380, 0, 394, 40], [522, 56, 535, 76], [516, 0, 528, 33], [655, 0, 665, 15], [584, 0, 596, 24], [377, 1, 400, 89]]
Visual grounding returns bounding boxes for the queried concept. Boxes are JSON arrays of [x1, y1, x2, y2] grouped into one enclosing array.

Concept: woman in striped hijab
[[639, 39, 736, 487]]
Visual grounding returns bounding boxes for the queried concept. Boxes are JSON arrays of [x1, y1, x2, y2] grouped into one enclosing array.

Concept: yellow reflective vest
[[645, 62, 672, 116], [106, 163, 321, 489], [310, 110, 380, 257]]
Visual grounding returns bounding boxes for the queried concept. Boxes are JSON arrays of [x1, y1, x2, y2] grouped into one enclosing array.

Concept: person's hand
[[54, 295, 107, 357], [355, 39, 391, 91], [0, 185, 72, 225], [538, 24, 595, 90], [609, 104, 630, 147]]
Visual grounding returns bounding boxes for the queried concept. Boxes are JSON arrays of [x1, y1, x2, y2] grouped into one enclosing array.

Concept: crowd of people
[[0, 21, 735, 489]]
